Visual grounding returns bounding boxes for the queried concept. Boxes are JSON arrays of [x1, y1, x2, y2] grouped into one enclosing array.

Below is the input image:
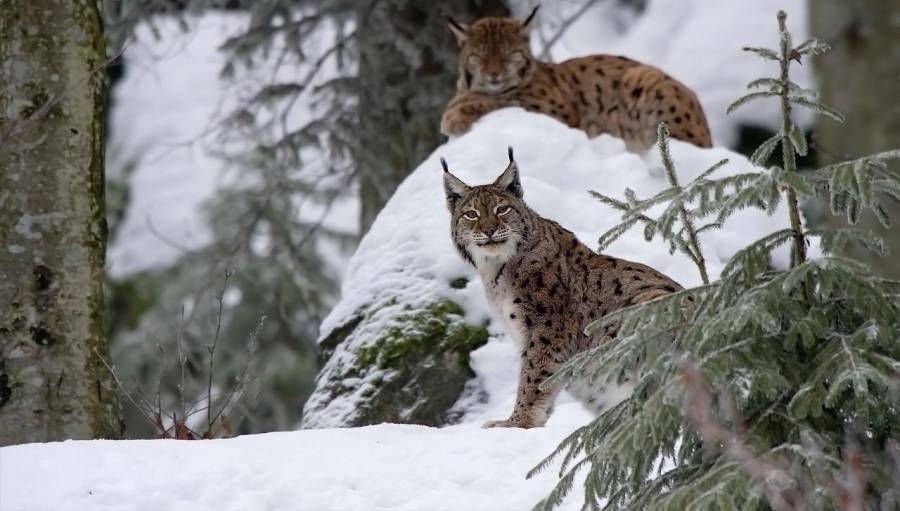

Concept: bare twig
[[207, 270, 232, 433]]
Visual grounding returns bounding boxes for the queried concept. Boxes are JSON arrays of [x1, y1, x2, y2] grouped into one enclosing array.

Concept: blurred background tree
[[810, 0, 900, 278]]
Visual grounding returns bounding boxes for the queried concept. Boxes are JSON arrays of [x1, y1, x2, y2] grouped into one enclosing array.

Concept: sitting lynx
[[442, 149, 683, 428], [441, 7, 712, 151]]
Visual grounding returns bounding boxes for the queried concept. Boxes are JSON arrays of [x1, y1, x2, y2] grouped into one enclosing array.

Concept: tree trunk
[[810, 0, 900, 277], [355, 0, 510, 234], [0, 0, 122, 445]]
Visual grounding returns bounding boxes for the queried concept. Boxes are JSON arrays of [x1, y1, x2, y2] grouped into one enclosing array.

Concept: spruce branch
[[776, 10, 808, 267], [657, 123, 710, 285]]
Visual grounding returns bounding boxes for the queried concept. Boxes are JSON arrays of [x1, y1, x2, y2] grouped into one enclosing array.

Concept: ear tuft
[[447, 16, 468, 45], [443, 160, 471, 212], [494, 151, 523, 199], [522, 5, 540, 29], [507, 146, 514, 163]]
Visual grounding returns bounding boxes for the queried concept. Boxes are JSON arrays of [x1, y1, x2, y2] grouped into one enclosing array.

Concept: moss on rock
[[355, 300, 488, 370], [302, 297, 490, 427]]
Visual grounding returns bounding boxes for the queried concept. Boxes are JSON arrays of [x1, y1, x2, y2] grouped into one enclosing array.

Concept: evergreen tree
[[532, 11, 900, 510]]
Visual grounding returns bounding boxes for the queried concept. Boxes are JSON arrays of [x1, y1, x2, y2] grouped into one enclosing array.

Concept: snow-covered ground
[[0, 421, 590, 511]]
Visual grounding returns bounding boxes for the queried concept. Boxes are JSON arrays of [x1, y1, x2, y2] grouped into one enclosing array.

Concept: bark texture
[[355, 0, 510, 234], [810, 0, 900, 277], [0, 0, 122, 445]]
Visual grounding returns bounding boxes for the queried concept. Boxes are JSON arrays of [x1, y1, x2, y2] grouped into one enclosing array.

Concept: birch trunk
[[0, 0, 122, 445]]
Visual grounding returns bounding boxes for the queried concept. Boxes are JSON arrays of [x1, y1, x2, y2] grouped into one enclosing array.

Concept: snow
[[0, 422, 585, 511]]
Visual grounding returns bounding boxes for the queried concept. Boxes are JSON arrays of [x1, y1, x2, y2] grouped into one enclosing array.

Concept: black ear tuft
[[440, 157, 449, 173], [507, 146, 514, 163], [447, 16, 468, 45], [522, 5, 540, 28], [493, 150, 523, 199], [447, 16, 466, 33]]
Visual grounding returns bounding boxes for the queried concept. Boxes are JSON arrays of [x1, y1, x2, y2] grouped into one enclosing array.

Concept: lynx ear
[[447, 16, 468, 46], [520, 5, 540, 35], [442, 157, 471, 211], [493, 147, 523, 198]]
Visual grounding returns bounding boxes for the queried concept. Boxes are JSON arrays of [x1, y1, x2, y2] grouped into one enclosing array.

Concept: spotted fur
[[441, 8, 713, 151], [443, 149, 683, 428]]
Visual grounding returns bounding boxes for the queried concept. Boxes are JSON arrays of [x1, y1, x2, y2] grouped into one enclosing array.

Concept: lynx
[[441, 7, 713, 151], [443, 149, 683, 428]]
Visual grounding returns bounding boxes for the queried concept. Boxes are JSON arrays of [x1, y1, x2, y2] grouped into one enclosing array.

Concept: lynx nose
[[482, 228, 495, 238]]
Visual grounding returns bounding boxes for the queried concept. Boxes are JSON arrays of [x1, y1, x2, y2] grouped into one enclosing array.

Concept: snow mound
[[304, 108, 811, 429]]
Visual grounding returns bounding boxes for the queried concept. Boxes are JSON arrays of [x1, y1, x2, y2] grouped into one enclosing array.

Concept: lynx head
[[447, 6, 539, 95], [442, 148, 532, 267]]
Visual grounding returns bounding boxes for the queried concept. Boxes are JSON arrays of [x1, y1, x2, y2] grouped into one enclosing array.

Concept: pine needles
[[534, 10, 900, 511]]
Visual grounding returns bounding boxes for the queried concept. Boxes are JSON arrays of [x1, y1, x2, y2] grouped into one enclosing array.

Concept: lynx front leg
[[440, 93, 514, 137], [482, 343, 562, 429]]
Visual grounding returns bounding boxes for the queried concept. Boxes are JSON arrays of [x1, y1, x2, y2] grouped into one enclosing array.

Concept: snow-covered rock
[[302, 108, 807, 429]]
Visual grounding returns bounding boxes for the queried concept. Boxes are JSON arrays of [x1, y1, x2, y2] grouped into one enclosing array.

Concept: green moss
[[356, 300, 488, 370], [449, 277, 469, 289]]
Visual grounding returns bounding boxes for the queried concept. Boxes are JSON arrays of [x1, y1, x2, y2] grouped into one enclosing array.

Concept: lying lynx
[[441, 7, 712, 151], [442, 149, 683, 428]]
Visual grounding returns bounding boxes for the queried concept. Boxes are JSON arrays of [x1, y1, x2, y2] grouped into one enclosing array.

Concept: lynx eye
[[496, 205, 512, 216], [462, 210, 480, 221], [508, 51, 526, 63]]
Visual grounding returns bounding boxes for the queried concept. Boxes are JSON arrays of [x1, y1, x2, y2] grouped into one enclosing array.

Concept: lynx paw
[[481, 418, 536, 429], [440, 110, 474, 137]]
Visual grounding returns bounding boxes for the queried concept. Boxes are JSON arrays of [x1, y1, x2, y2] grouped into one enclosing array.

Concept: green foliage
[[535, 10, 900, 510]]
